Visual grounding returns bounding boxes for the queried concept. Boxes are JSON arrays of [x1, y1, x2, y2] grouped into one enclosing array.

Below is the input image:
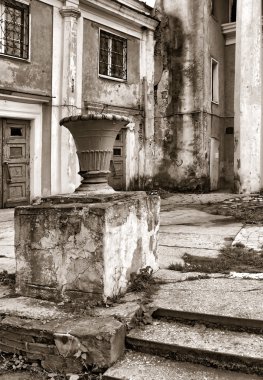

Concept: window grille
[[0, 0, 29, 59], [99, 30, 127, 80]]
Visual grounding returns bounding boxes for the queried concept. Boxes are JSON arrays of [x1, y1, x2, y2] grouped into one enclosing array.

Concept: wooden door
[[108, 129, 126, 190], [1, 119, 30, 208]]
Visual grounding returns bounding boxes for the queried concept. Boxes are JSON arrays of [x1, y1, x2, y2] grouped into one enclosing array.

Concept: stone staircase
[[103, 277, 263, 379]]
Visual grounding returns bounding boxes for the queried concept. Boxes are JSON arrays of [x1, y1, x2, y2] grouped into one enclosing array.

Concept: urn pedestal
[[15, 113, 160, 303]]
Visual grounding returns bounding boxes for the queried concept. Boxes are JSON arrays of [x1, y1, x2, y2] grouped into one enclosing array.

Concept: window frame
[[98, 28, 127, 82], [0, 0, 31, 61], [211, 58, 219, 105]]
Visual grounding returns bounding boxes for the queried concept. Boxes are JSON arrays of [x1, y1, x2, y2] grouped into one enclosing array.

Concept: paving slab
[[233, 225, 263, 251], [159, 232, 230, 250], [158, 208, 242, 267], [158, 246, 220, 268], [103, 351, 262, 380], [150, 277, 263, 321]]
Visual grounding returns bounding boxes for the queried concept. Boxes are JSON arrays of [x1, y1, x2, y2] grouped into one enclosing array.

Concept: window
[[211, 58, 219, 104], [229, 0, 237, 22], [211, 0, 215, 16], [99, 30, 127, 81], [0, 0, 29, 59]]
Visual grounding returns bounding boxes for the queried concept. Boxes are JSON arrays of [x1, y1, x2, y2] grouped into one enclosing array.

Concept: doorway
[[108, 128, 126, 190], [0, 119, 30, 208]]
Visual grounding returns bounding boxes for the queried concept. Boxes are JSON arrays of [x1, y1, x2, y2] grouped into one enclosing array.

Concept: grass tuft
[[182, 246, 263, 274]]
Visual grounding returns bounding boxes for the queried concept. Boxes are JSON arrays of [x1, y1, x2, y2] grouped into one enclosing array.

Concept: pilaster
[[59, 5, 81, 193], [234, 0, 262, 193]]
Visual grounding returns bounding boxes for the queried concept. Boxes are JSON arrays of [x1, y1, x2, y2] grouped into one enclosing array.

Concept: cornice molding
[[60, 6, 81, 18], [222, 17, 263, 46], [221, 22, 236, 45], [80, 0, 159, 31]]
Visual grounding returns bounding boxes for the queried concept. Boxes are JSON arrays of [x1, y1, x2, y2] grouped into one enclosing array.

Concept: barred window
[[99, 30, 127, 81], [0, 0, 29, 59]]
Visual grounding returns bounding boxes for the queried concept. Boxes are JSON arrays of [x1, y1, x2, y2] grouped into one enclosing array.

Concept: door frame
[[0, 100, 43, 202]]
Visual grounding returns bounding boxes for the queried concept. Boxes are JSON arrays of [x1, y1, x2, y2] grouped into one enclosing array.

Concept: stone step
[[150, 277, 263, 332], [126, 320, 263, 375], [103, 351, 262, 380], [152, 309, 263, 333]]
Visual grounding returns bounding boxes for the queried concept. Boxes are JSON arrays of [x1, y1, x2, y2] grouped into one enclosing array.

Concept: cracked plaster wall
[[15, 193, 160, 302], [153, 0, 227, 191]]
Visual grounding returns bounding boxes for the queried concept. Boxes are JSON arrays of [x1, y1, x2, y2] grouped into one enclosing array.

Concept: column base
[[75, 182, 115, 194]]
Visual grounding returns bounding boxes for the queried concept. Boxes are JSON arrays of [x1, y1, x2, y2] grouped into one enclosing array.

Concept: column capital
[[60, 6, 81, 19]]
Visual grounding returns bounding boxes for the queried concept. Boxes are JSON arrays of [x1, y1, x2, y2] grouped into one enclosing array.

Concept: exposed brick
[[1, 316, 55, 341], [26, 342, 59, 356], [0, 342, 20, 354], [0, 330, 35, 343], [0, 336, 58, 357]]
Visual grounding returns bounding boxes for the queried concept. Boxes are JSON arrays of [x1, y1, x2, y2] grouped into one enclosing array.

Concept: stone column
[[60, 6, 81, 193], [139, 29, 155, 188], [234, 0, 262, 193]]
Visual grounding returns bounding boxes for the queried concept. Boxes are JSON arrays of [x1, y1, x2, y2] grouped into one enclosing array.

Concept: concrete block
[[15, 192, 160, 302]]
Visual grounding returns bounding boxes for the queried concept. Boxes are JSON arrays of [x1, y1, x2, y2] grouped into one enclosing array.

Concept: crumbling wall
[[153, 0, 209, 191], [0, 0, 53, 96]]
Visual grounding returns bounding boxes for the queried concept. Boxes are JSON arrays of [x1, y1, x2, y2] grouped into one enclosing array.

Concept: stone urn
[[60, 113, 131, 193]]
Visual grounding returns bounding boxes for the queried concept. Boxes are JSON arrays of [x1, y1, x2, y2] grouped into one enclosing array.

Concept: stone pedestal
[[15, 192, 160, 303]]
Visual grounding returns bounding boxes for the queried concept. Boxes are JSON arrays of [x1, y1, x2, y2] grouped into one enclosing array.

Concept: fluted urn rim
[[59, 112, 132, 126]]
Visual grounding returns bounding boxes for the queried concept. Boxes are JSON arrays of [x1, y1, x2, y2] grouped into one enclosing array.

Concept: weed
[[128, 266, 155, 292], [0, 270, 15, 286], [127, 266, 160, 303], [180, 246, 263, 274], [168, 263, 184, 271]]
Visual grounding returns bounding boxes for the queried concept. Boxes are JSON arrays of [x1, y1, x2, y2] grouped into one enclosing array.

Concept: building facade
[[0, 0, 262, 208], [153, 0, 262, 193], [0, 0, 157, 208]]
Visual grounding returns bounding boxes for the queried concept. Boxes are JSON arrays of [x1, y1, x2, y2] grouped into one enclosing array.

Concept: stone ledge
[[0, 295, 143, 373], [0, 304, 125, 372]]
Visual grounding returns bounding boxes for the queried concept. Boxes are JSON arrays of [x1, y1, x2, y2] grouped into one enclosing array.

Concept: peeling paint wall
[[153, 0, 210, 191], [205, 0, 227, 190], [82, 20, 141, 109], [0, 1, 53, 96], [153, 0, 230, 191]]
